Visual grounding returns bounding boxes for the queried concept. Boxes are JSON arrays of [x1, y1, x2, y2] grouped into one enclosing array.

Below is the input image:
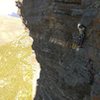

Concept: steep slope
[[18, 0, 100, 100]]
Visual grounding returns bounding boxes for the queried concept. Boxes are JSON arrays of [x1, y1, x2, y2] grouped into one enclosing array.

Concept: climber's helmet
[[77, 23, 86, 32]]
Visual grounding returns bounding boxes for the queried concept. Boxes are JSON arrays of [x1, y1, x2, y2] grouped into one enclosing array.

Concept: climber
[[72, 23, 86, 50], [77, 23, 86, 48]]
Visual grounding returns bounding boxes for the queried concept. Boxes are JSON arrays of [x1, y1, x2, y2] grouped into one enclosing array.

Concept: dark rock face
[[17, 0, 100, 100]]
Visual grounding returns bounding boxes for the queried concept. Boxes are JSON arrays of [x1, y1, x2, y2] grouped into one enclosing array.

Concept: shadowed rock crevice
[[17, 0, 100, 100]]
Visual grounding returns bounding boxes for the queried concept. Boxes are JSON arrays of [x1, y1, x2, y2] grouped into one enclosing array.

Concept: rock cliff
[[17, 0, 100, 100]]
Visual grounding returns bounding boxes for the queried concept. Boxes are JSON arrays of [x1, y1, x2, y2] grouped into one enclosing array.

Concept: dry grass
[[0, 16, 24, 45], [0, 16, 40, 99]]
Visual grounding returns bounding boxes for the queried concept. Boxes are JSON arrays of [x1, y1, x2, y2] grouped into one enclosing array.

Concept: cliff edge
[[17, 0, 100, 100]]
